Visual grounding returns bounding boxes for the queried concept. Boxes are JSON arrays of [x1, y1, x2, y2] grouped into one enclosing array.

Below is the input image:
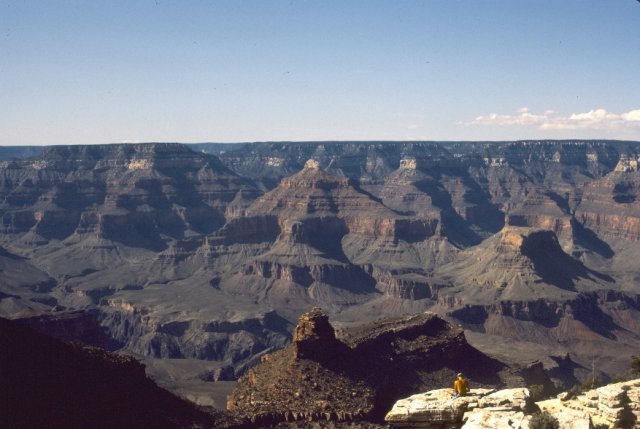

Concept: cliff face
[[431, 226, 639, 386], [576, 171, 640, 241], [0, 143, 259, 247], [194, 140, 640, 252], [241, 159, 434, 240]]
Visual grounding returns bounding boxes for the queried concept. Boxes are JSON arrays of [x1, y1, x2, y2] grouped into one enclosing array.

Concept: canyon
[[2, 140, 640, 407]]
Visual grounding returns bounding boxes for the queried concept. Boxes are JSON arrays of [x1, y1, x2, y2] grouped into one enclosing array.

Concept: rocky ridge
[[227, 308, 515, 426], [434, 226, 610, 302]]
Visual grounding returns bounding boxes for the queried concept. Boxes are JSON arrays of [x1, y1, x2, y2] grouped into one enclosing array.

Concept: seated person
[[452, 373, 469, 397]]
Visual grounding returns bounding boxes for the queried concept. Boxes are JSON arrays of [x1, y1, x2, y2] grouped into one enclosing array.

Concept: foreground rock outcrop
[[227, 308, 516, 426], [386, 378, 640, 429], [385, 387, 533, 429], [539, 378, 640, 428]]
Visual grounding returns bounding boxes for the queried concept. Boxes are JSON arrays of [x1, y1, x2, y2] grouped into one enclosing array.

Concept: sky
[[1, 0, 640, 145]]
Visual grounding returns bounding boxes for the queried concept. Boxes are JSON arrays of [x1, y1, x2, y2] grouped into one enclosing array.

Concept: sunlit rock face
[[385, 387, 533, 429], [386, 382, 640, 429]]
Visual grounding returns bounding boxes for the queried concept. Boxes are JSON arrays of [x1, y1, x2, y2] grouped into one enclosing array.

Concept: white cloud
[[621, 109, 640, 122], [471, 107, 640, 131], [568, 108, 617, 122], [471, 110, 548, 126]]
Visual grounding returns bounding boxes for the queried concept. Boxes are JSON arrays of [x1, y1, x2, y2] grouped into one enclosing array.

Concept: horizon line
[[3, 138, 640, 148]]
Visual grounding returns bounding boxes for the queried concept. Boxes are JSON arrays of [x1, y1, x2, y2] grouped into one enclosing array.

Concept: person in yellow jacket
[[453, 373, 469, 397]]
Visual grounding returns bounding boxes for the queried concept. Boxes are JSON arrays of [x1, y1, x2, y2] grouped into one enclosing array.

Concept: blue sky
[[2, 0, 639, 145]]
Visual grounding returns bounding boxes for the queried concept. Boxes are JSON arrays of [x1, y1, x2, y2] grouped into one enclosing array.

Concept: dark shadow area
[[1, 317, 241, 429], [613, 182, 636, 204], [296, 217, 349, 261], [545, 191, 571, 214], [100, 212, 167, 251], [547, 354, 586, 390], [1, 210, 37, 232], [0, 291, 21, 300], [461, 175, 505, 234], [571, 218, 615, 259], [521, 230, 613, 290], [53, 181, 107, 210], [570, 293, 621, 340], [314, 264, 378, 294], [34, 210, 81, 240], [0, 246, 25, 260], [415, 179, 482, 246], [15, 310, 113, 351], [448, 305, 490, 326]]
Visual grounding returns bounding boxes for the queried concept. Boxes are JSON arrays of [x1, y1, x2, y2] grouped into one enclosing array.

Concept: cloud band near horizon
[[471, 108, 640, 131]]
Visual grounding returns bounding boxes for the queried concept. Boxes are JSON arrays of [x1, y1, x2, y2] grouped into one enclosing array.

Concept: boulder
[[385, 389, 491, 428], [541, 378, 640, 429]]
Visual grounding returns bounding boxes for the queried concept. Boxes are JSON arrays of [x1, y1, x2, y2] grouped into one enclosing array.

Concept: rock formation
[[434, 226, 611, 301], [227, 308, 515, 426], [385, 387, 533, 429], [541, 379, 640, 428], [386, 378, 640, 429]]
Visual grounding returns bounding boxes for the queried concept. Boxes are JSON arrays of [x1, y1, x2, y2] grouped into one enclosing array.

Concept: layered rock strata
[[0, 143, 259, 247], [543, 379, 640, 428], [434, 226, 609, 301], [576, 172, 640, 241], [4, 140, 640, 399]]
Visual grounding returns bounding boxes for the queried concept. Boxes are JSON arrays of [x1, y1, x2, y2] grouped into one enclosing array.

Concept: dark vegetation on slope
[[0, 317, 243, 429]]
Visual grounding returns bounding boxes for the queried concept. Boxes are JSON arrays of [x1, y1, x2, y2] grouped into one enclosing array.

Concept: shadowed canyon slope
[[2, 140, 640, 395], [0, 317, 242, 428]]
